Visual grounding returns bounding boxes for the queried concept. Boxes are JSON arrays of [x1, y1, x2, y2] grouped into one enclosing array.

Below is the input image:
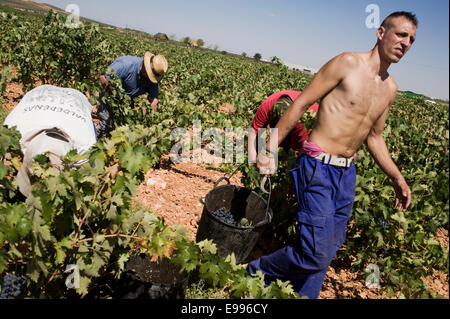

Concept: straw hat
[[143, 51, 168, 83]]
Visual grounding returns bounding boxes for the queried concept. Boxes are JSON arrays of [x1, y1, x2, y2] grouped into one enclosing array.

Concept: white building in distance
[[285, 62, 318, 75]]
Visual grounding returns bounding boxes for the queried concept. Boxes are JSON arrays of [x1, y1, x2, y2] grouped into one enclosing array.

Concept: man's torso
[[106, 56, 158, 99], [309, 53, 396, 158]]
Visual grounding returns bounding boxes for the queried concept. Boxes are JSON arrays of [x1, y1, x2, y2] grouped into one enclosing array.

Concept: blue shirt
[[105, 56, 158, 102]]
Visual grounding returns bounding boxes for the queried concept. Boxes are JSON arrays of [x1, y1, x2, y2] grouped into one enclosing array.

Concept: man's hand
[[98, 75, 110, 94], [256, 153, 277, 175], [392, 175, 411, 211], [151, 98, 159, 112]]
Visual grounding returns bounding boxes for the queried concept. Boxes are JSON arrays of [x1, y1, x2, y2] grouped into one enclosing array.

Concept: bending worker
[[249, 90, 318, 168], [3, 84, 97, 197], [97, 52, 168, 139], [247, 11, 415, 298]]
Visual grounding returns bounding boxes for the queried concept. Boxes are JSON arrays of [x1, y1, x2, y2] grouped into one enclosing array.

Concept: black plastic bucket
[[114, 253, 188, 299], [195, 177, 273, 264]]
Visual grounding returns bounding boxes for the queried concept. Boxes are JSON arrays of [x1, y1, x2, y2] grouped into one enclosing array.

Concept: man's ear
[[376, 25, 385, 41]]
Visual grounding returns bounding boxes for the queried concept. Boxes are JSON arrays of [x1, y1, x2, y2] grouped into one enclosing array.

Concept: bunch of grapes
[[211, 208, 252, 228], [377, 218, 390, 231], [1, 273, 27, 299], [212, 207, 237, 226]]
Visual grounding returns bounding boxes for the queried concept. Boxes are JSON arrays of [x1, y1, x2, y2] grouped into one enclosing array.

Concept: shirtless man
[[247, 11, 416, 298]]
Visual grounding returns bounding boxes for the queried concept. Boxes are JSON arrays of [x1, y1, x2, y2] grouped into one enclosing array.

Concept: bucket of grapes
[[195, 175, 272, 264], [114, 253, 189, 299]]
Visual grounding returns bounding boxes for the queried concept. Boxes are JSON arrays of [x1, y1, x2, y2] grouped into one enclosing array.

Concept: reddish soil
[[218, 103, 235, 114], [135, 153, 242, 240], [1, 66, 25, 113], [2, 76, 448, 299]]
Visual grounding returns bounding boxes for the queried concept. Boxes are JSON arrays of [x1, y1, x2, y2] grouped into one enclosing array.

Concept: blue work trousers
[[247, 154, 356, 299]]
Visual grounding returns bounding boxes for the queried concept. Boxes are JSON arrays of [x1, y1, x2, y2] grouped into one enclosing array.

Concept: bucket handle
[[200, 176, 230, 204], [213, 176, 231, 188], [211, 166, 273, 228], [259, 175, 270, 194], [252, 175, 272, 228], [213, 163, 243, 189]]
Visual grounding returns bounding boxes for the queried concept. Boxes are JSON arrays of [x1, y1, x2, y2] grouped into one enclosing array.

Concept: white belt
[[314, 153, 353, 167]]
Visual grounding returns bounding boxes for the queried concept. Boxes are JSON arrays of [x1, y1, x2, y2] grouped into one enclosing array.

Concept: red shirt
[[251, 90, 319, 151]]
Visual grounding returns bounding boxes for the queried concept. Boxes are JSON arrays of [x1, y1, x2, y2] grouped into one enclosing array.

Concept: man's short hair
[[381, 11, 418, 30]]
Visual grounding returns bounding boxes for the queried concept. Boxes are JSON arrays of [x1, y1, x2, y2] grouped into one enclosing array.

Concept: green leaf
[[0, 250, 8, 273], [198, 261, 221, 287], [374, 231, 384, 247], [54, 237, 72, 264], [34, 189, 54, 223], [390, 211, 409, 233], [76, 275, 91, 296], [197, 239, 217, 255], [230, 275, 257, 298]]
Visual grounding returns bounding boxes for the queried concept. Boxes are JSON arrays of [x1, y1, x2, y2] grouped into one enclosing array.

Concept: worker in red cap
[[249, 90, 319, 174]]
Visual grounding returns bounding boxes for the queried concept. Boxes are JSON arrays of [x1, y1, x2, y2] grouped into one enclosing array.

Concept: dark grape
[[211, 208, 252, 228], [212, 207, 237, 226], [1, 273, 27, 299], [377, 218, 390, 230]]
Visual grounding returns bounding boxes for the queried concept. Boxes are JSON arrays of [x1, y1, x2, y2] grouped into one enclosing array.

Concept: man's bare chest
[[339, 76, 392, 119]]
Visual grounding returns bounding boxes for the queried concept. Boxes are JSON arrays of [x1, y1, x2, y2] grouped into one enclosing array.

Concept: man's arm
[[268, 53, 357, 153], [250, 98, 273, 172], [148, 97, 159, 111], [365, 95, 412, 211], [99, 59, 126, 93], [148, 83, 159, 112]]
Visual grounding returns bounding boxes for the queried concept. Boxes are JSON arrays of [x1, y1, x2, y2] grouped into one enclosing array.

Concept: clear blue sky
[[37, 0, 449, 99]]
